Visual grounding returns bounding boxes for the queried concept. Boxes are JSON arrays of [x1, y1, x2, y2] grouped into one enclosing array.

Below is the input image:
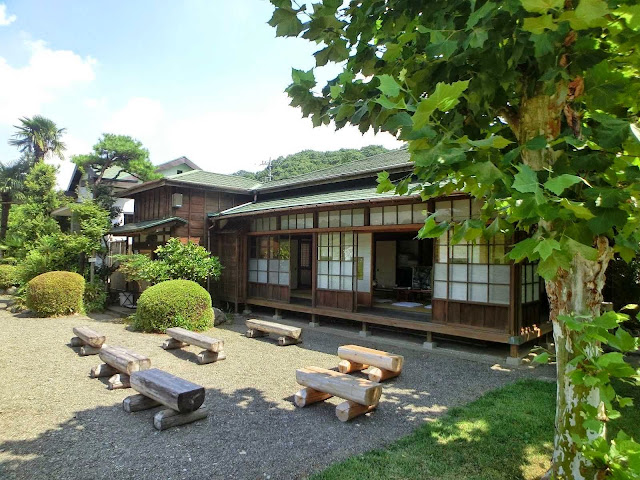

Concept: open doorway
[[372, 232, 433, 314], [290, 235, 312, 303]]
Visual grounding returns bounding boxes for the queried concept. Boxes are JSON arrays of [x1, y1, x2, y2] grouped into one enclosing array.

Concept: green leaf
[[512, 164, 545, 204], [593, 311, 622, 330], [519, 0, 563, 14], [544, 174, 584, 195], [560, 199, 595, 219], [468, 135, 513, 149], [268, 7, 304, 37], [592, 113, 631, 149], [588, 208, 628, 235], [508, 237, 539, 262], [530, 33, 555, 57], [465, 161, 505, 184], [538, 250, 572, 279], [377, 74, 402, 97], [560, 0, 610, 30], [469, 29, 489, 48], [534, 238, 561, 260], [522, 15, 558, 35], [467, 1, 496, 29], [526, 135, 548, 150], [417, 214, 450, 238], [413, 81, 470, 129], [533, 352, 551, 364], [563, 237, 598, 261]]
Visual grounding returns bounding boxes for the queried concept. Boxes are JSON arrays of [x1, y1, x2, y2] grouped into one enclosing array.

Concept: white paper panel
[[469, 264, 488, 283], [279, 273, 289, 286], [398, 204, 412, 224], [449, 282, 467, 301], [433, 281, 447, 299], [257, 259, 268, 271], [353, 209, 365, 226], [248, 271, 258, 282], [279, 260, 289, 272], [470, 283, 488, 302], [449, 264, 468, 282], [317, 275, 328, 289], [329, 276, 340, 290], [489, 265, 510, 285], [257, 271, 268, 284], [318, 212, 328, 228], [329, 261, 341, 275], [341, 277, 353, 291], [489, 284, 510, 304], [249, 259, 258, 271], [370, 207, 383, 225]]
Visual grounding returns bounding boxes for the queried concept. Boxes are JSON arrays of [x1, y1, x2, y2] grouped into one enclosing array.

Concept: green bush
[[26, 271, 85, 317], [133, 279, 213, 332], [84, 281, 107, 313], [0, 265, 17, 290]]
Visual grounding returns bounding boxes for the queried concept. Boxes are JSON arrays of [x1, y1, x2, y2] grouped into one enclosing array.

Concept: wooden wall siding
[[315, 289, 355, 311], [431, 299, 510, 333], [248, 283, 290, 302], [133, 187, 172, 223], [357, 292, 372, 308]]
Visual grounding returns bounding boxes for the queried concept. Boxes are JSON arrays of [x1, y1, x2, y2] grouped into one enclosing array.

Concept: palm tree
[[0, 158, 30, 241], [8, 116, 66, 163]]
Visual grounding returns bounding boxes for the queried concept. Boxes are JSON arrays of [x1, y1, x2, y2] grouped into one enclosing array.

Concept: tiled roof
[[109, 216, 187, 235], [167, 170, 261, 191], [257, 148, 411, 191], [212, 184, 419, 217]]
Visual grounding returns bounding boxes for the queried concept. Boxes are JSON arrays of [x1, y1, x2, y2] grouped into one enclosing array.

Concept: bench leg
[[338, 359, 367, 374], [123, 394, 161, 413], [80, 345, 101, 356], [273, 308, 282, 321], [309, 314, 320, 327], [197, 350, 227, 365], [359, 323, 372, 337], [162, 338, 188, 350], [368, 367, 400, 383], [278, 336, 300, 346], [108, 373, 131, 390], [153, 407, 209, 431], [70, 336, 84, 347], [335, 400, 377, 422], [294, 387, 333, 408], [246, 329, 267, 338], [90, 363, 118, 378]]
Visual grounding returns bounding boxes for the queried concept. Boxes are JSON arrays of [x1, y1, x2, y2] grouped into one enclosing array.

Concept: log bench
[[294, 366, 382, 422], [337, 345, 404, 382], [124, 368, 208, 431], [161, 327, 226, 364], [70, 326, 106, 356], [91, 345, 151, 390], [245, 318, 302, 346]]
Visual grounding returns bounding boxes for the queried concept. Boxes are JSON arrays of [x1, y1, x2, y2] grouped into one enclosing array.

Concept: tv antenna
[[260, 158, 273, 182]]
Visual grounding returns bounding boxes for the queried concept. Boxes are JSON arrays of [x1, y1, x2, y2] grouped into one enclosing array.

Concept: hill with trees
[[234, 145, 390, 182]]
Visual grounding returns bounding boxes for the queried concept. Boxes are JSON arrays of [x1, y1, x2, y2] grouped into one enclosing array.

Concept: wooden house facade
[[113, 150, 551, 358]]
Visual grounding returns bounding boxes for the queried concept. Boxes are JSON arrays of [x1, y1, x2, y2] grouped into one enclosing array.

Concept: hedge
[[26, 271, 85, 317], [133, 279, 213, 332], [0, 265, 17, 290]]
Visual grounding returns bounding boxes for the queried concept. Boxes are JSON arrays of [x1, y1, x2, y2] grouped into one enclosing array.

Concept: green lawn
[[312, 378, 640, 480]]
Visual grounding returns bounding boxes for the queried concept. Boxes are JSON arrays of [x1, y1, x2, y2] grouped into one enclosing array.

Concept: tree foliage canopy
[[234, 145, 389, 181], [8, 115, 66, 162]]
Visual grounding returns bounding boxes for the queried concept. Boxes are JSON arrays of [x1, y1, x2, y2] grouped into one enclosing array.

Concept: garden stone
[[213, 307, 226, 326]]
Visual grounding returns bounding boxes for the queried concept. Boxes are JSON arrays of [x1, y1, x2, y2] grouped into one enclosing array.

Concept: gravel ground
[[0, 299, 555, 480]]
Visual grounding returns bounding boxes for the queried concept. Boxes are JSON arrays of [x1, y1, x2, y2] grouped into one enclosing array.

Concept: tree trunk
[[0, 193, 12, 242], [545, 237, 612, 479]]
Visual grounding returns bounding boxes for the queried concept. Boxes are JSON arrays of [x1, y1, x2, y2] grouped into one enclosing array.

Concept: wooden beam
[[335, 400, 377, 422], [338, 359, 367, 374], [108, 373, 131, 390], [99, 345, 151, 375], [294, 387, 333, 407], [245, 319, 302, 340], [166, 327, 224, 352], [123, 394, 161, 413], [130, 368, 205, 413], [338, 345, 403, 373], [153, 407, 209, 431], [368, 367, 401, 383], [72, 326, 106, 348], [79, 345, 101, 356], [295, 366, 381, 406], [161, 338, 188, 350], [196, 350, 226, 365], [90, 363, 118, 379]]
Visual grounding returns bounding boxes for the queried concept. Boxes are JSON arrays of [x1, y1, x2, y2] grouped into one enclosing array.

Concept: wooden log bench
[[337, 345, 404, 382], [294, 366, 382, 422], [70, 326, 106, 356], [245, 318, 302, 346], [161, 327, 226, 364], [124, 368, 208, 431], [92, 345, 151, 390]]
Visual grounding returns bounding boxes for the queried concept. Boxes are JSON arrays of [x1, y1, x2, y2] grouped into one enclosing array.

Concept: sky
[[0, 1, 403, 189]]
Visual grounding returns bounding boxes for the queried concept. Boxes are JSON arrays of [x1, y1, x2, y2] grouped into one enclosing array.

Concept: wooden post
[[80, 345, 101, 356], [338, 360, 367, 374], [246, 329, 267, 338], [108, 373, 131, 390], [309, 314, 320, 327], [368, 367, 401, 383], [130, 369, 205, 413], [70, 337, 83, 347], [196, 350, 226, 364], [162, 338, 188, 350], [277, 336, 300, 346], [90, 363, 118, 378], [359, 322, 371, 337], [273, 308, 282, 321]]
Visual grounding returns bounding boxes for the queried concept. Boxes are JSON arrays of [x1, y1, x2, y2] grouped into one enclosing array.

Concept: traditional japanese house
[[114, 149, 550, 358]]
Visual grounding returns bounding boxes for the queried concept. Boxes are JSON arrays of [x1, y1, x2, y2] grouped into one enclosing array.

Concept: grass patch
[[312, 378, 640, 480]]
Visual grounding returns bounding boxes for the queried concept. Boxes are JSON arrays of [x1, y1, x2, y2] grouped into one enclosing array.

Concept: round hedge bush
[[26, 271, 85, 317], [0, 264, 17, 290], [133, 279, 213, 333]]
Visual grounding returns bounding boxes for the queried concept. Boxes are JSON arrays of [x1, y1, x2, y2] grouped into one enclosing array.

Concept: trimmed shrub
[[0, 265, 17, 290], [84, 281, 107, 313], [26, 271, 85, 317], [133, 279, 213, 332]]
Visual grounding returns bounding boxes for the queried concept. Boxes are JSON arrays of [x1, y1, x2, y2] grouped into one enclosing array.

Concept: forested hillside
[[234, 145, 389, 182]]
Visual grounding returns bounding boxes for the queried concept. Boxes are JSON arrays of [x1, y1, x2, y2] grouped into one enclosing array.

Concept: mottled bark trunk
[[517, 91, 611, 479], [0, 193, 11, 241], [546, 237, 612, 479]]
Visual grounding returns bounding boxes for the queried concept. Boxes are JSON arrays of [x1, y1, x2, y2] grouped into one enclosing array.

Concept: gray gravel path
[[0, 299, 555, 480]]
